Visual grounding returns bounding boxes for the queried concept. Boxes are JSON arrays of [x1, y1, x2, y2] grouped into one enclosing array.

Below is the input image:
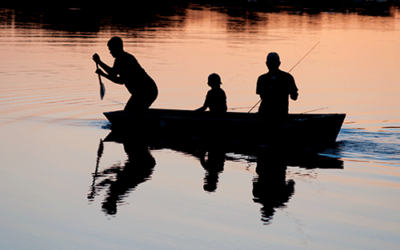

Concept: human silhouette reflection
[[143, 135, 228, 193], [88, 138, 156, 215], [252, 147, 343, 224], [252, 149, 295, 225], [198, 148, 226, 192]]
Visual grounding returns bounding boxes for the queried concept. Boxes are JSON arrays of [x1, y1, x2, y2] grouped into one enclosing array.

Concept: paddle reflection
[[88, 137, 156, 215]]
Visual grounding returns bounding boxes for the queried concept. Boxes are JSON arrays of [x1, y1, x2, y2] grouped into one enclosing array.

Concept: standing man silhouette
[[256, 52, 298, 116], [93, 36, 158, 112]]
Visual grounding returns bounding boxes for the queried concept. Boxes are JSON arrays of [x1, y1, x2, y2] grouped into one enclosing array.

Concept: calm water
[[1, 4, 400, 250]]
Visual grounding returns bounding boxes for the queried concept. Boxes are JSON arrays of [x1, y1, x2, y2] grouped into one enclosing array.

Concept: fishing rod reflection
[[88, 132, 343, 223]]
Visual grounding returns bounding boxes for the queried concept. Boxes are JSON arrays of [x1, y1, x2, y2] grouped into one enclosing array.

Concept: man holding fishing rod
[[93, 36, 158, 112], [256, 52, 298, 116]]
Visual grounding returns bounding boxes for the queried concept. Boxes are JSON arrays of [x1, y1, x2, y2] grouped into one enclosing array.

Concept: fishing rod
[[301, 107, 328, 114], [248, 42, 320, 113]]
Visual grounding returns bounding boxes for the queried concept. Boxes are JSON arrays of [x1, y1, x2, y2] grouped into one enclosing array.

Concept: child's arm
[[195, 91, 210, 112]]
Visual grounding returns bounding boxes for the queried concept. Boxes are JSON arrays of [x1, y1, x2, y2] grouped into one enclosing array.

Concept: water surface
[[1, 4, 399, 250]]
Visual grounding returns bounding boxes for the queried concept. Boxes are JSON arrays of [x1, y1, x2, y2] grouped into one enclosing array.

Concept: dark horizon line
[[1, 0, 399, 8]]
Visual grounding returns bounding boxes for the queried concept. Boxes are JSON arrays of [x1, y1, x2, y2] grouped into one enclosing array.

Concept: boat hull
[[103, 109, 346, 148]]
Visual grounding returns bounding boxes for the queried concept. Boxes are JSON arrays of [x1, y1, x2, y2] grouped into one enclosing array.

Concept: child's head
[[207, 73, 222, 88]]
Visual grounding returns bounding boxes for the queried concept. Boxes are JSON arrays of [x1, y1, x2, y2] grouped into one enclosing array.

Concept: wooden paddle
[[96, 63, 106, 100]]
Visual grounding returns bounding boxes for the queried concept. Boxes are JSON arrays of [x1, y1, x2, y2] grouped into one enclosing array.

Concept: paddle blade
[[96, 63, 106, 100], [100, 80, 105, 100]]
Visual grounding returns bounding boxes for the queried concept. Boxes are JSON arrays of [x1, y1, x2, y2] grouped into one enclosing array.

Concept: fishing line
[[107, 99, 125, 106], [248, 42, 320, 113], [228, 106, 253, 111]]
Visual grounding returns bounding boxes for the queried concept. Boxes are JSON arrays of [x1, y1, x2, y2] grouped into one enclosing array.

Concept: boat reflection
[[89, 131, 343, 222]]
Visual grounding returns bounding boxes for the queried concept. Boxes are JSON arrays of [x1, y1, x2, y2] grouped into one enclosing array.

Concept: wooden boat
[[103, 109, 346, 148]]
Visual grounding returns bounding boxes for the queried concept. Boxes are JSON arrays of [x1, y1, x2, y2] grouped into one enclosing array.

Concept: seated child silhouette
[[196, 73, 227, 114]]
